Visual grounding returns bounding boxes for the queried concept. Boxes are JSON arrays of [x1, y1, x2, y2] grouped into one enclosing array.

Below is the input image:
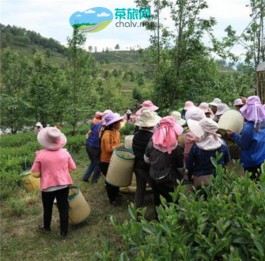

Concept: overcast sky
[[1, 0, 250, 55]]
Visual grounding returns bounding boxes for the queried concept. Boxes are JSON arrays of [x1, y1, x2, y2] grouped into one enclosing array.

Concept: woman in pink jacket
[[31, 127, 76, 239]]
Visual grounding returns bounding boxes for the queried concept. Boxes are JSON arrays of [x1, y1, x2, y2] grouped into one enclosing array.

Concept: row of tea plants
[[0, 126, 87, 200], [98, 159, 265, 260]]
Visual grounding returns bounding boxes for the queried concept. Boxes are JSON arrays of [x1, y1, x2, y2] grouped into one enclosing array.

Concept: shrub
[[108, 162, 265, 260]]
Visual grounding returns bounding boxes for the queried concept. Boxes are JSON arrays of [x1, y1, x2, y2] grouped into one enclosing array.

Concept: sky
[[0, 0, 251, 55]]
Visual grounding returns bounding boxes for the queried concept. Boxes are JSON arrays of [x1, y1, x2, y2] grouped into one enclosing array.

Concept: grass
[[0, 149, 156, 261]]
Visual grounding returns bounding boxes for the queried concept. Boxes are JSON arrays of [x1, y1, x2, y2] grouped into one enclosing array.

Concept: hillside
[[0, 24, 144, 68]]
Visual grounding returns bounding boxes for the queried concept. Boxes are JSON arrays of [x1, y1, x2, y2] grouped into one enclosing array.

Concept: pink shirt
[[31, 148, 76, 191]]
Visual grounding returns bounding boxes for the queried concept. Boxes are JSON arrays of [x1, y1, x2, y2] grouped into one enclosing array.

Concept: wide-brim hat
[[105, 112, 124, 126], [170, 111, 186, 126], [95, 111, 103, 118], [185, 107, 206, 121], [209, 98, 222, 107], [240, 95, 265, 124], [37, 127, 67, 150], [187, 118, 219, 138], [35, 122, 42, 127], [184, 101, 195, 111], [233, 98, 244, 106], [135, 100, 159, 115], [135, 109, 161, 127], [215, 103, 230, 116]]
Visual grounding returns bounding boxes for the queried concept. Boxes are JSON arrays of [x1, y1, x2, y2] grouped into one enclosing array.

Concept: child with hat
[[31, 127, 76, 239]]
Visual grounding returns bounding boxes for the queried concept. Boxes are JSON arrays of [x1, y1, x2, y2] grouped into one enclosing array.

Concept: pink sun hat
[[37, 127, 67, 151], [240, 95, 265, 125], [152, 116, 183, 154], [184, 101, 195, 111], [95, 111, 103, 118], [135, 100, 159, 115]]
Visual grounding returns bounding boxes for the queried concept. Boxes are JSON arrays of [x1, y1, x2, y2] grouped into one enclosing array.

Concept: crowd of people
[[31, 95, 265, 238]]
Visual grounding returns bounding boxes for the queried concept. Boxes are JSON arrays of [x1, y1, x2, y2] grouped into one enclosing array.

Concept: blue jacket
[[86, 122, 102, 149], [231, 121, 265, 168], [186, 141, 230, 177]]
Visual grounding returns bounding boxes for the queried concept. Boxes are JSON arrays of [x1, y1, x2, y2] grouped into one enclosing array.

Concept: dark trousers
[[152, 181, 175, 206], [134, 167, 159, 208], [100, 162, 120, 203], [42, 187, 69, 236]]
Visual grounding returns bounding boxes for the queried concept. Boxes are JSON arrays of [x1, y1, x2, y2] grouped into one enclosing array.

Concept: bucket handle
[[68, 185, 80, 201]]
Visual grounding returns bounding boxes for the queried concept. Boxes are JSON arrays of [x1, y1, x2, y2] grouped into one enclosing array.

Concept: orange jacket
[[100, 130, 121, 163]]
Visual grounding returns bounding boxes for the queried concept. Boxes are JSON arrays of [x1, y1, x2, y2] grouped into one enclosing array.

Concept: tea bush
[[109, 162, 265, 260]]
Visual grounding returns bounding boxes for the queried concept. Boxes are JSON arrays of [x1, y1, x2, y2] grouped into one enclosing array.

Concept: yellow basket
[[20, 170, 40, 192]]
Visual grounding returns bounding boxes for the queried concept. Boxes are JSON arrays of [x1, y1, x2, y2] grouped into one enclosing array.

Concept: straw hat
[[104, 112, 124, 127], [37, 127, 67, 150], [135, 109, 160, 127], [170, 111, 185, 126], [135, 100, 159, 115]]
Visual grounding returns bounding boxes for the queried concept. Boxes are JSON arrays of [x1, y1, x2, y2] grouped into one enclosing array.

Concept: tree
[[242, 0, 265, 68], [66, 28, 97, 135], [0, 48, 32, 133], [136, 0, 221, 110], [29, 52, 68, 125], [114, 44, 120, 50]]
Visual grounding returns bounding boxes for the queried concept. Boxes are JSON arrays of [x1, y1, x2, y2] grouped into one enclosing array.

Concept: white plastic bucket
[[106, 148, 135, 187], [68, 185, 91, 224], [218, 109, 244, 134], [20, 170, 40, 192]]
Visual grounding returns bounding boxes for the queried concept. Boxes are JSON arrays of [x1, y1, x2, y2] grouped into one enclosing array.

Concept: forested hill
[[0, 24, 143, 66]]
